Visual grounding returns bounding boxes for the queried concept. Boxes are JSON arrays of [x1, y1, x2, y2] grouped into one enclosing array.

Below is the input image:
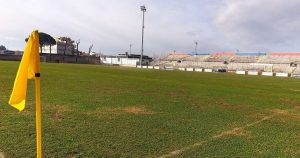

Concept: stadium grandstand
[[206, 52, 235, 62], [150, 52, 300, 77]]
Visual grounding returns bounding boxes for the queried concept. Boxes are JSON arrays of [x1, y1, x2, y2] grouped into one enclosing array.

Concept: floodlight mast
[[195, 41, 198, 55], [129, 44, 132, 55], [140, 5, 146, 67]]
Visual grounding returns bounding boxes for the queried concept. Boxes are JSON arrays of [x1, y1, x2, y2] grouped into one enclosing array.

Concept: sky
[[1, 0, 300, 56]]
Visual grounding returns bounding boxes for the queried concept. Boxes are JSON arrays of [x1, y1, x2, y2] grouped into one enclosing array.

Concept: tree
[[58, 37, 75, 62], [0, 45, 6, 51]]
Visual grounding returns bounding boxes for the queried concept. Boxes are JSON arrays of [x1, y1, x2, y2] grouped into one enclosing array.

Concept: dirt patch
[[0, 151, 4, 158], [213, 127, 247, 138], [101, 87, 131, 94], [167, 92, 183, 99], [285, 148, 300, 156], [123, 107, 156, 114], [289, 88, 300, 92], [280, 98, 300, 107], [214, 100, 248, 110], [50, 105, 73, 121], [52, 110, 63, 121], [88, 106, 158, 116], [270, 109, 289, 115], [166, 89, 188, 99], [285, 112, 300, 121], [269, 108, 300, 123]]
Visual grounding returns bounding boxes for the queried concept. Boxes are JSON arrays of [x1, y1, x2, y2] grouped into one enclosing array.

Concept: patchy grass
[[0, 61, 299, 157]]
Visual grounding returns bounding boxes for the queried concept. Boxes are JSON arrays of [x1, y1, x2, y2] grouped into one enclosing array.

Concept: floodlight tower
[[195, 41, 198, 55], [140, 5, 146, 66], [76, 39, 80, 63], [129, 44, 132, 55]]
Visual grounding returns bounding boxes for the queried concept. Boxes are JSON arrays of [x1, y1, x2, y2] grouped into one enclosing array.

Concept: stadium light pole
[[140, 5, 146, 67], [76, 39, 80, 63], [129, 44, 132, 55], [195, 41, 198, 55]]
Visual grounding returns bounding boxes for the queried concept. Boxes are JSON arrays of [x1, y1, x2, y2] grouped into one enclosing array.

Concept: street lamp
[[140, 5, 146, 66]]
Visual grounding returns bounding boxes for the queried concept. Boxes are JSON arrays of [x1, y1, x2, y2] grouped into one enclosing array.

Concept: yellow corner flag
[[9, 30, 40, 111], [8, 30, 42, 158]]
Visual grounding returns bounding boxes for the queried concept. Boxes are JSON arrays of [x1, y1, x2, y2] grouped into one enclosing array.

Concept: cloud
[[213, 0, 300, 52], [1, 0, 300, 54]]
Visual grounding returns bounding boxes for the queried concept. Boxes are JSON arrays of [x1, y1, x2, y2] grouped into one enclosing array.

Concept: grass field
[[0, 61, 299, 157]]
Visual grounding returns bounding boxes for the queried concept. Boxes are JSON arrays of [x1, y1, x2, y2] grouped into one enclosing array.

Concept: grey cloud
[[214, 0, 300, 52], [1, 0, 300, 55]]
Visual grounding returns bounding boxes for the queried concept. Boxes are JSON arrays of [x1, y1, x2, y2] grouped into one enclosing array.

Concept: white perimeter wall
[[204, 69, 213, 72], [101, 57, 139, 67], [236, 70, 246, 75], [276, 73, 288, 77], [262, 72, 273, 76], [186, 68, 194, 71], [195, 68, 202, 72], [248, 71, 258, 75]]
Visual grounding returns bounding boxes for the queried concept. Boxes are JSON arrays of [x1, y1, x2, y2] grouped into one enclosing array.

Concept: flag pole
[[35, 72, 42, 158]]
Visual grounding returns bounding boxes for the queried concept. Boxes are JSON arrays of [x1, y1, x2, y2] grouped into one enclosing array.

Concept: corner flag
[[8, 30, 42, 158], [9, 30, 40, 111]]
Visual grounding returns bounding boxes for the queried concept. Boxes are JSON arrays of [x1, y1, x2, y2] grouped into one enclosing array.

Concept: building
[[100, 52, 152, 67], [0, 50, 15, 54], [41, 37, 75, 55]]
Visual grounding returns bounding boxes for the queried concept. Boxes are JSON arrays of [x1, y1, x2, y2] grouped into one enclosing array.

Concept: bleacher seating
[[227, 63, 265, 71], [258, 53, 300, 64], [152, 52, 300, 76], [292, 66, 300, 75], [163, 52, 190, 61], [184, 55, 210, 62], [272, 64, 295, 73], [231, 56, 259, 63], [205, 52, 234, 62]]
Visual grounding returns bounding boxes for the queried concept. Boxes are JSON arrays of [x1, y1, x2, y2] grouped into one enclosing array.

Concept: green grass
[[0, 61, 299, 157]]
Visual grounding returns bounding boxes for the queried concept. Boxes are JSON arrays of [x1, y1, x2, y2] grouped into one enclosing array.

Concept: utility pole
[[140, 5, 146, 67]]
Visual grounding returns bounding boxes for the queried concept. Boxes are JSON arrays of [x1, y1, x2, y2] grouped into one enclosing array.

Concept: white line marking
[[159, 114, 276, 158]]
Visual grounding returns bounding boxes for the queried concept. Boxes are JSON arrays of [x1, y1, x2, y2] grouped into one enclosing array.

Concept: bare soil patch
[[123, 106, 156, 114], [285, 148, 300, 156], [89, 106, 158, 116], [270, 109, 289, 115], [214, 99, 248, 111], [50, 105, 73, 121], [0, 151, 4, 158], [280, 98, 300, 107]]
